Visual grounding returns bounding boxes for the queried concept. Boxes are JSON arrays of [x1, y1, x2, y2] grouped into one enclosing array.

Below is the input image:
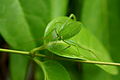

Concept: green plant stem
[[0, 48, 29, 55], [30, 45, 46, 57], [72, 59, 120, 66], [0, 48, 120, 66], [0, 48, 46, 57], [33, 58, 47, 80]]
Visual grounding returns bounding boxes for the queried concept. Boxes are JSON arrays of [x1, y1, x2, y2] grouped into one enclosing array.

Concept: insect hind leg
[[61, 39, 72, 51]]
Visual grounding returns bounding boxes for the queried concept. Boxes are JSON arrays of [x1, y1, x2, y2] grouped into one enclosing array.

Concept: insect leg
[[54, 27, 61, 40], [67, 40, 101, 60], [61, 39, 71, 50], [76, 44, 101, 61]]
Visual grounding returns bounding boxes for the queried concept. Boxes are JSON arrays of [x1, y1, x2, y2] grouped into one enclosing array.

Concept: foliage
[[0, 0, 120, 80]]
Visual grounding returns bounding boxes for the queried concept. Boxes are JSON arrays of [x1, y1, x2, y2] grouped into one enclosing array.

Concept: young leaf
[[34, 59, 71, 80]]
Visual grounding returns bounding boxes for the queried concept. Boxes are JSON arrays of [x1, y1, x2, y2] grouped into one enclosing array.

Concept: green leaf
[[82, 0, 109, 47], [19, 0, 69, 45], [0, 0, 36, 80], [51, 0, 69, 18], [34, 59, 71, 80], [81, 0, 113, 80], [19, 0, 51, 45], [44, 17, 118, 74]]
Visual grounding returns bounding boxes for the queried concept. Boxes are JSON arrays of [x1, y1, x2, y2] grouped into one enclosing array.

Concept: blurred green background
[[0, 0, 120, 80]]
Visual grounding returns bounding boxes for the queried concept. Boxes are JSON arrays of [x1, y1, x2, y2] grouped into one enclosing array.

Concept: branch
[[0, 48, 120, 66]]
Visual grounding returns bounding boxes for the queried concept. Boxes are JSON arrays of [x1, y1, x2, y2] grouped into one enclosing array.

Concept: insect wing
[[44, 17, 70, 43], [59, 21, 82, 40]]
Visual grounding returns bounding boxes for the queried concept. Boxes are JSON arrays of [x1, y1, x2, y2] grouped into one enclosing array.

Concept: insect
[[44, 14, 100, 60], [44, 14, 81, 43]]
